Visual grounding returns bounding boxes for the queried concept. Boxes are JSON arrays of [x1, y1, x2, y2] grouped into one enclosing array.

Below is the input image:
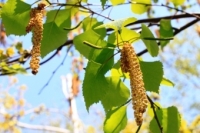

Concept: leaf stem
[[83, 41, 115, 50]]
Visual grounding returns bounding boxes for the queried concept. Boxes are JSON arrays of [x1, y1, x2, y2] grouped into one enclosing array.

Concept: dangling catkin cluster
[[120, 43, 148, 126], [26, 3, 46, 75]]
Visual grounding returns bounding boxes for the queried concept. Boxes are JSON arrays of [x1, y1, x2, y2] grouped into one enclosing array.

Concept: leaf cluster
[[0, 0, 197, 132]]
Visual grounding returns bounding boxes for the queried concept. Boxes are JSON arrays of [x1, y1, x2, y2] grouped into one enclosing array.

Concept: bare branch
[[17, 121, 70, 133], [38, 44, 73, 94]]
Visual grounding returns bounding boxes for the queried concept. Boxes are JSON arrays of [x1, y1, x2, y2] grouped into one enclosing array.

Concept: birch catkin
[[26, 3, 45, 75], [120, 43, 148, 126]]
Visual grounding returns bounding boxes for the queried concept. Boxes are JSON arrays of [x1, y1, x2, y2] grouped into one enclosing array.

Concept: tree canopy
[[0, 0, 200, 133]]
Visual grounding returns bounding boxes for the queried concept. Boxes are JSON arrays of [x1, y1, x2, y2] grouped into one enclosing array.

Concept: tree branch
[[38, 44, 73, 94], [17, 121, 70, 133], [0, 12, 199, 76], [147, 95, 163, 133], [107, 13, 200, 32], [136, 18, 199, 56]]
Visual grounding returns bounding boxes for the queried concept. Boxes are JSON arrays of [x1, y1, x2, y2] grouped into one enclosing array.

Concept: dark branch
[[147, 95, 163, 133], [136, 18, 199, 56], [107, 13, 200, 32]]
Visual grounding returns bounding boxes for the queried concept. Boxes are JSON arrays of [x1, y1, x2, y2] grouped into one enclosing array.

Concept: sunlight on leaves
[[170, 0, 185, 6], [108, 27, 140, 45], [101, 76, 130, 111], [150, 106, 181, 133], [104, 106, 127, 133], [131, 0, 151, 14], [82, 17, 106, 38], [2, 0, 31, 35], [95, 17, 137, 31], [6, 47, 15, 57], [46, 9, 71, 29], [111, 60, 129, 78], [162, 106, 181, 133], [161, 78, 174, 87], [110, 0, 125, 5], [41, 22, 67, 58]]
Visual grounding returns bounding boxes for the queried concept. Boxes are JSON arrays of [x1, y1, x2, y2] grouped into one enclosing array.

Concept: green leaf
[[82, 17, 106, 38], [118, 27, 140, 43], [100, 0, 107, 8], [141, 24, 159, 57], [74, 30, 97, 59], [74, 30, 114, 66], [1, 63, 26, 75], [101, 76, 130, 111], [15, 42, 23, 51], [82, 39, 114, 110], [162, 106, 181, 133], [2, 0, 31, 35], [150, 106, 181, 133], [95, 17, 137, 31], [89, 44, 114, 74], [107, 27, 140, 45], [140, 61, 163, 93], [41, 22, 67, 58], [10, 64, 27, 74], [122, 17, 137, 27], [111, 60, 129, 78], [110, 0, 125, 5], [150, 108, 163, 133], [170, 0, 185, 6], [83, 61, 109, 110], [161, 78, 174, 87], [46, 9, 71, 29], [160, 19, 173, 48], [131, 0, 151, 14], [81, 0, 87, 2], [104, 106, 127, 133]]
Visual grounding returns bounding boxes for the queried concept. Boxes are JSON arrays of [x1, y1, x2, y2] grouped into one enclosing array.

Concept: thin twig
[[147, 95, 163, 133], [38, 45, 73, 94], [80, 4, 114, 21], [0, 13, 199, 76], [162, 4, 200, 20]]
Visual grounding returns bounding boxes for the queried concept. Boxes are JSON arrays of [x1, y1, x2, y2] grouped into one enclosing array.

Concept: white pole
[[61, 74, 83, 133]]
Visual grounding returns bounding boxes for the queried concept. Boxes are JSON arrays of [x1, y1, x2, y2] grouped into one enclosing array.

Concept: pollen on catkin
[[120, 43, 148, 126], [26, 3, 45, 75]]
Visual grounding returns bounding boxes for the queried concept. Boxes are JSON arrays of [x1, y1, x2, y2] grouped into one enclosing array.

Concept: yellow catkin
[[120, 43, 148, 126], [26, 3, 45, 75]]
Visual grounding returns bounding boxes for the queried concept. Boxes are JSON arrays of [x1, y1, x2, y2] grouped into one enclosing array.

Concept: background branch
[[38, 44, 73, 94], [17, 121, 70, 133]]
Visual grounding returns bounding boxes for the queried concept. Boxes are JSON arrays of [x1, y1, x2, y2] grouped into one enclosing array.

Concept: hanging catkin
[[26, 3, 45, 75], [120, 43, 148, 126]]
